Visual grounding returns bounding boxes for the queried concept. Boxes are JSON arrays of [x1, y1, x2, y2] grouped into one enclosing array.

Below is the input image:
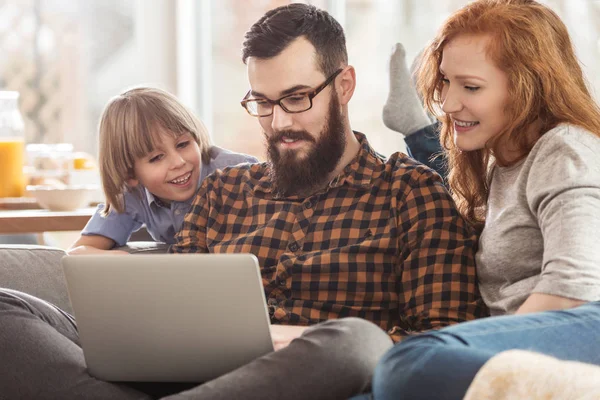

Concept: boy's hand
[[67, 246, 130, 256]]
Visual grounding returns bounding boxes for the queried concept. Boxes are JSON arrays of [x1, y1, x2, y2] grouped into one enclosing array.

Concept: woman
[[367, 0, 600, 399]]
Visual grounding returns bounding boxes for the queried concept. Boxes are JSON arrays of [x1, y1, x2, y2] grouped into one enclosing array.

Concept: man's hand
[[270, 325, 310, 351]]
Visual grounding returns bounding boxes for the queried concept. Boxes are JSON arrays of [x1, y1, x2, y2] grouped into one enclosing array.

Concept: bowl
[[26, 185, 99, 211]]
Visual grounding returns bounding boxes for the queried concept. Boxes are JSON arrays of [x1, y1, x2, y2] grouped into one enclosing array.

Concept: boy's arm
[[68, 203, 142, 254], [389, 163, 487, 342], [68, 234, 128, 255]]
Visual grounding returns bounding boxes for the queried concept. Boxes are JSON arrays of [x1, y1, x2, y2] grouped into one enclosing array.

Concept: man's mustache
[[268, 130, 315, 144]]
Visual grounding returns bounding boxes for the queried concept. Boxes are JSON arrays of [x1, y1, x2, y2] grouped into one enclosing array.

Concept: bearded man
[[169, 3, 485, 398], [0, 5, 486, 400]]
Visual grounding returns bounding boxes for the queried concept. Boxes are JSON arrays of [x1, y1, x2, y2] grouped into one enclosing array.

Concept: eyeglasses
[[240, 69, 343, 117]]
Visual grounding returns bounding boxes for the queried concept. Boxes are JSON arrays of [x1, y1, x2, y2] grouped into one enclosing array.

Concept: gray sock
[[382, 43, 431, 136]]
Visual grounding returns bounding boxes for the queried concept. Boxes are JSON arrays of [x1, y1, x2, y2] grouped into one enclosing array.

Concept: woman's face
[[440, 34, 510, 152]]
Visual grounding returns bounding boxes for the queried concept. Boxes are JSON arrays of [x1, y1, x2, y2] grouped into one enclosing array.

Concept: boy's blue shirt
[[82, 146, 258, 246]]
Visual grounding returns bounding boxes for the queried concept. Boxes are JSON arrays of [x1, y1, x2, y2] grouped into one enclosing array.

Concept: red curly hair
[[417, 0, 600, 228]]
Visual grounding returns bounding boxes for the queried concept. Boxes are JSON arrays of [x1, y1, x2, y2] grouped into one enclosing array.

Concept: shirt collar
[[144, 187, 167, 208], [144, 186, 195, 209], [254, 131, 385, 195], [198, 158, 213, 183]]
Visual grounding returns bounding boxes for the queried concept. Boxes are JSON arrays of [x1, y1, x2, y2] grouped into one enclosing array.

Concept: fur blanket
[[463, 350, 600, 400]]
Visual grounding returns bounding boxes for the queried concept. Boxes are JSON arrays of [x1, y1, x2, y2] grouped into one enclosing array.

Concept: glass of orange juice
[[0, 91, 25, 198], [0, 139, 25, 197]]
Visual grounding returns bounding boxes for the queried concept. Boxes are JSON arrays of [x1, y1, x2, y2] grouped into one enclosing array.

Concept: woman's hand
[[516, 293, 586, 314]]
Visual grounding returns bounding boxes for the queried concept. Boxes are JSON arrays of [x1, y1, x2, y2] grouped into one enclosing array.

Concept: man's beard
[[267, 94, 346, 198]]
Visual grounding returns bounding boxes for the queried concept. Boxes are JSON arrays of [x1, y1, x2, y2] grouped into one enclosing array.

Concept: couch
[[0, 243, 168, 315], [2, 244, 599, 400]]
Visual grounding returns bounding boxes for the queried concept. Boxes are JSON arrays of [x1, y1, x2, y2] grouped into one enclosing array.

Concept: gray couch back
[[0, 245, 72, 314], [0, 242, 170, 315]]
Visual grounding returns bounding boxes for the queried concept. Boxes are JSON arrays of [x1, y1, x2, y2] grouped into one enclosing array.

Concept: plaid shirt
[[171, 132, 487, 341]]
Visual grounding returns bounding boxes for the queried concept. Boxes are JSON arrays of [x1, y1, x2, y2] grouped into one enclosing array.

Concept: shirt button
[[288, 242, 298, 252], [278, 278, 286, 287], [267, 298, 277, 316], [303, 201, 312, 210], [175, 210, 181, 215]]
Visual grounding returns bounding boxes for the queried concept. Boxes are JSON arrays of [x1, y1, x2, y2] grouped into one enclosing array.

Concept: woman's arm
[[523, 128, 600, 314], [516, 293, 586, 314]]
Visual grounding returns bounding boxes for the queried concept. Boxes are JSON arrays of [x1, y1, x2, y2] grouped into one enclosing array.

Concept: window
[[2, 0, 599, 160]]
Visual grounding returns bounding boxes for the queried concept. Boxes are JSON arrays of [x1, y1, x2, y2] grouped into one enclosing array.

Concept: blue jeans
[[363, 301, 600, 400], [404, 123, 447, 181]]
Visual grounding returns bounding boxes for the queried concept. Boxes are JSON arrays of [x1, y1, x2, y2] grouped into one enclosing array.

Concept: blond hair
[[417, 0, 600, 228], [98, 87, 212, 215]]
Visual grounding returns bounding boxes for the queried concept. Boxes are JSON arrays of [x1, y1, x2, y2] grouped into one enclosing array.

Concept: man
[[0, 4, 485, 400], [171, 1, 485, 396], [172, 3, 484, 341]]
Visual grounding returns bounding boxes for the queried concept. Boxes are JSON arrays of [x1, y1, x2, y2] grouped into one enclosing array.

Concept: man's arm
[[390, 163, 487, 342]]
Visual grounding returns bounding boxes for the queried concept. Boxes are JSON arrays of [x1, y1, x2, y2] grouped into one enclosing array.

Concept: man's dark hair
[[242, 3, 348, 76]]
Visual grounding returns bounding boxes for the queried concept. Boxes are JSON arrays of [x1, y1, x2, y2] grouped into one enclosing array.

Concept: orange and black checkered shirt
[[171, 132, 487, 341]]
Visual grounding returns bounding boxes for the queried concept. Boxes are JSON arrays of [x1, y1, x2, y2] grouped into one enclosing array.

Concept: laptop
[[61, 253, 274, 382]]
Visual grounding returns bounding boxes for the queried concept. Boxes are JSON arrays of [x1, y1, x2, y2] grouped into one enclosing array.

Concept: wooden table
[[0, 208, 96, 234]]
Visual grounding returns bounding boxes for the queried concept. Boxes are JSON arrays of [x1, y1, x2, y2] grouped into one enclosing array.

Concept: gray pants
[[0, 289, 392, 399]]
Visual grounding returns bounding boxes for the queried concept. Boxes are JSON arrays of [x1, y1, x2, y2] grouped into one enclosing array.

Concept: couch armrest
[[0, 245, 72, 314]]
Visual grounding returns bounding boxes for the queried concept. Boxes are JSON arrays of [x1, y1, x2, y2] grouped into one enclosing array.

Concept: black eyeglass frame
[[240, 68, 343, 117]]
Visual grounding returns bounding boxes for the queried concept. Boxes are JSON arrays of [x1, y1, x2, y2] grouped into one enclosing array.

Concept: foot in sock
[[382, 43, 432, 136]]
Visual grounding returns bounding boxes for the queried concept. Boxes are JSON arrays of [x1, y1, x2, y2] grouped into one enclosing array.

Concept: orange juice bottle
[[0, 91, 25, 198]]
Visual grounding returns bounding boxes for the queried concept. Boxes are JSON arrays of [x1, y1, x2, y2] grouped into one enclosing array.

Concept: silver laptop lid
[[62, 253, 273, 382]]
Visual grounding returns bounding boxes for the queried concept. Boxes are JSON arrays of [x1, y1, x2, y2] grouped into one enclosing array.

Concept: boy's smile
[[168, 171, 193, 186]]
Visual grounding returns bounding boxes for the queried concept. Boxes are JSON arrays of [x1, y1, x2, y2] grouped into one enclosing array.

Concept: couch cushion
[[0, 245, 72, 314]]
